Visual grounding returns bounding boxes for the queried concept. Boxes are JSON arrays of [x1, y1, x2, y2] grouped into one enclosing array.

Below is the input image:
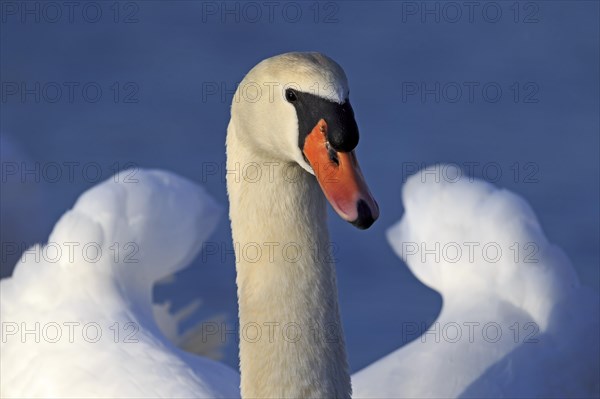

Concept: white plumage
[[2, 165, 597, 397], [353, 165, 599, 398], [1, 51, 597, 397], [0, 170, 239, 398]]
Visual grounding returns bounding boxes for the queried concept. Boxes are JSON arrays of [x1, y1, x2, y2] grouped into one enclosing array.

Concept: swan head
[[231, 52, 379, 229]]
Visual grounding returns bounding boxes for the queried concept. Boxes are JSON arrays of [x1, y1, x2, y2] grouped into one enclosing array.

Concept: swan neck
[[226, 122, 351, 398]]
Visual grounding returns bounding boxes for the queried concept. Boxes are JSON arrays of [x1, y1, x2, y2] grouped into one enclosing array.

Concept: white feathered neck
[[225, 53, 352, 398]]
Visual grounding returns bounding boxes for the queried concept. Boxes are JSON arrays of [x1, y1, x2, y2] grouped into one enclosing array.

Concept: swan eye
[[285, 89, 298, 103]]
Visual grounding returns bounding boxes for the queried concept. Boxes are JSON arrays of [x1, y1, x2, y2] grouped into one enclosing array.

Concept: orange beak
[[303, 119, 379, 229]]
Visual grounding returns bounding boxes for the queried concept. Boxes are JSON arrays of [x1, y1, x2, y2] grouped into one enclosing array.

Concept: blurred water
[[1, 1, 598, 371]]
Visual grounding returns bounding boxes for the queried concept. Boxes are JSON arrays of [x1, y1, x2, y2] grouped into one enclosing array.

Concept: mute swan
[[226, 52, 378, 398], [1, 52, 380, 399], [2, 54, 597, 399]]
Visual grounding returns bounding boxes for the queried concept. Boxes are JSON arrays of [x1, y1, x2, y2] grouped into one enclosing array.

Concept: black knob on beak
[[327, 101, 359, 153], [291, 90, 360, 154]]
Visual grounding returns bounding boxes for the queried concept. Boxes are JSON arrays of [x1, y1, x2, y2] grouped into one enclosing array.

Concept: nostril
[[325, 141, 340, 166]]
